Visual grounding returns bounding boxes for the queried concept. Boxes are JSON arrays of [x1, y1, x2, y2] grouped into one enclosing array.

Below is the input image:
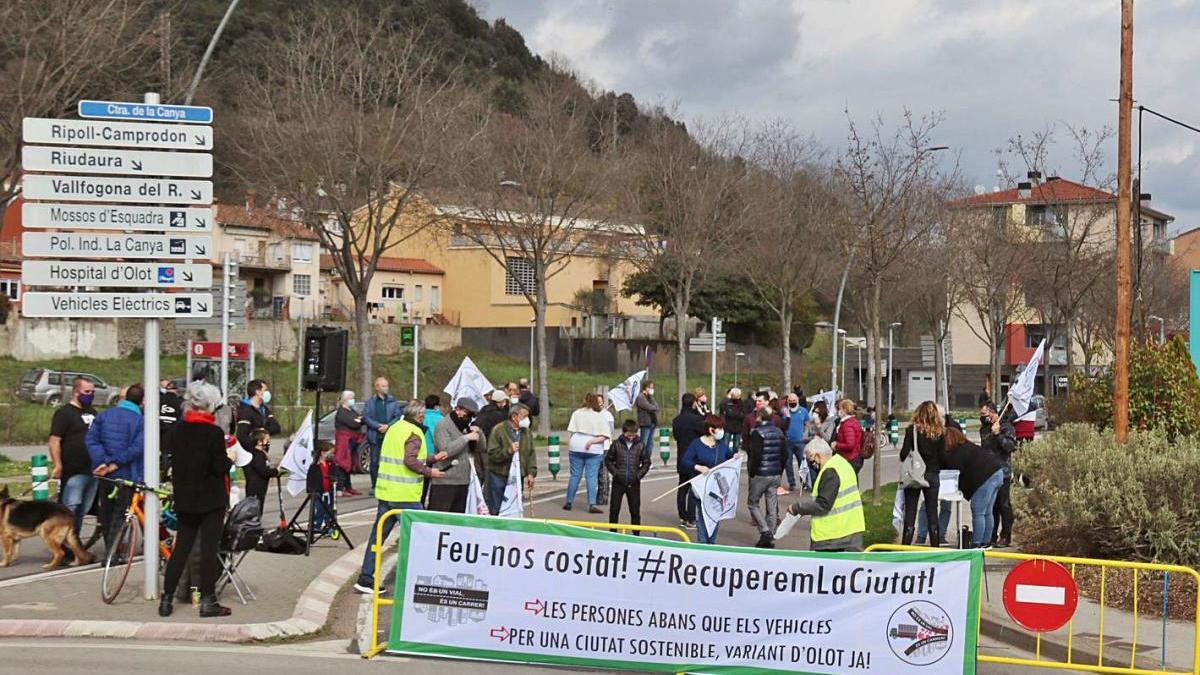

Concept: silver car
[[18, 368, 121, 406]]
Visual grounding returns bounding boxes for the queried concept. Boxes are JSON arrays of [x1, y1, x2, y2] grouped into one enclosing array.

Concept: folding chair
[[216, 503, 265, 605]]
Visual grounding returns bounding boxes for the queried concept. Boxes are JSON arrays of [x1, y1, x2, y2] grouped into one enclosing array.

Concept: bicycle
[[96, 476, 175, 604]]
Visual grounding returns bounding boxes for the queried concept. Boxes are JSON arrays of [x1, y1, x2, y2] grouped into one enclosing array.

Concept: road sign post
[[710, 318, 722, 400], [1001, 559, 1079, 632], [140, 92, 162, 602]]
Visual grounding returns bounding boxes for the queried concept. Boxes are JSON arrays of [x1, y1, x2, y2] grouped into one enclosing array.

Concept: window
[[234, 238, 247, 256], [270, 243, 283, 261], [1025, 324, 1067, 349], [292, 243, 313, 263], [505, 257, 536, 296], [293, 274, 312, 297], [0, 279, 19, 300], [1028, 205, 1067, 239], [382, 286, 404, 300], [414, 285, 423, 301], [431, 286, 440, 311]]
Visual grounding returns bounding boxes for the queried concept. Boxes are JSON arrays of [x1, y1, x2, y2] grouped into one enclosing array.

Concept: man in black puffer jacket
[[746, 408, 786, 548], [604, 420, 652, 533]]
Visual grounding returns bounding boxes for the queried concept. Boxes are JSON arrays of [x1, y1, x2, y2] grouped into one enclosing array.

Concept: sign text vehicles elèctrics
[[20, 203, 211, 232], [21, 292, 214, 318], [23, 174, 212, 205], [388, 511, 983, 675], [22, 145, 213, 178], [78, 100, 213, 125], [22, 118, 213, 151], [20, 261, 212, 289], [22, 232, 211, 260]]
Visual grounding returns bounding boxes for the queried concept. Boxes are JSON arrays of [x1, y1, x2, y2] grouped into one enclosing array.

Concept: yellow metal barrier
[[866, 544, 1200, 675], [361, 512, 690, 660]]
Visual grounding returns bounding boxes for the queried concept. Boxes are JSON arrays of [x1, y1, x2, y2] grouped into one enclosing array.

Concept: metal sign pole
[[709, 318, 719, 402], [249, 341, 256, 381], [295, 315, 304, 406], [413, 323, 420, 400], [142, 92, 162, 601], [220, 253, 231, 400]]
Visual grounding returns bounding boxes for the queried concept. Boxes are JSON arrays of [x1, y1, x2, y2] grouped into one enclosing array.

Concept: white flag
[[1008, 339, 1045, 416], [606, 369, 647, 412], [465, 469, 490, 516], [690, 454, 743, 535], [498, 451, 525, 518], [281, 411, 315, 497], [443, 356, 495, 410], [807, 390, 838, 413]]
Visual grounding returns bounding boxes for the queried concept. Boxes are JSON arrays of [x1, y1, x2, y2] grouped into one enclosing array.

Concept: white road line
[[1015, 583, 1067, 605]]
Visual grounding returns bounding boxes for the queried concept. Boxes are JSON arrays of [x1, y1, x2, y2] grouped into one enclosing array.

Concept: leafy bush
[[1014, 424, 1200, 566], [1068, 337, 1200, 439]]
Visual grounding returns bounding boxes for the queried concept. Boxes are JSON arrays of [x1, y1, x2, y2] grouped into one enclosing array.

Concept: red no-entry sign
[[1002, 559, 1079, 632]]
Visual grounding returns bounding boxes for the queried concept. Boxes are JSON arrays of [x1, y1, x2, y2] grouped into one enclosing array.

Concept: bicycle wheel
[[100, 518, 137, 604], [80, 515, 104, 552]]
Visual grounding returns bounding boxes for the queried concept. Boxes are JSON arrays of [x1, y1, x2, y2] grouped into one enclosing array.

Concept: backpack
[[860, 425, 878, 460], [222, 497, 263, 551]]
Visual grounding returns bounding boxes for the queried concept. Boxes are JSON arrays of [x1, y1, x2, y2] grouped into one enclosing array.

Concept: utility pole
[[1113, 0, 1134, 443]]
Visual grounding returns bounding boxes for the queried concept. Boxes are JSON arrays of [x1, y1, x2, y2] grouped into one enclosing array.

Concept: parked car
[[18, 368, 121, 406], [315, 402, 370, 474]]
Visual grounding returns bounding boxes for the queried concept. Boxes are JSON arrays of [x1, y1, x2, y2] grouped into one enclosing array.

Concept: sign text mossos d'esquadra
[[23, 232, 211, 260], [21, 261, 213, 289], [22, 292, 214, 319], [78, 100, 213, 125], [22, 118, 213, 151], [21, 203, 211, 232], [22, 145, 212, 178], [23, 175, 212, 205]]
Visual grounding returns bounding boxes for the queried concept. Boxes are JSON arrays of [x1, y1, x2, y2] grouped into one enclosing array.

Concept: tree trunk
[[1042, 326, 1056, 401], [673, 290, 689, 415], [535, 290, 551, 438], [870, 280, 883, 505], [780, 299, 793, 392], [933, 331, 946, 410], [353, 295, 372, 402]]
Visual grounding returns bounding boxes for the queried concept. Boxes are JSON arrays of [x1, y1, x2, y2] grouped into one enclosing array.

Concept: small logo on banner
[[699, 465, 738, 524], [886, 600, 953, 666], [412, 574, 490, 627]]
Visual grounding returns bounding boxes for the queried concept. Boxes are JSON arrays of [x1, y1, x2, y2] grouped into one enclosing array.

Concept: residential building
[[320, 254, 444, 322]]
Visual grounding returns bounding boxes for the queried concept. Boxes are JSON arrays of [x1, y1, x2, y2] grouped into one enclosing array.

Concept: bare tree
[[835, 110, 955, 503], [745, 122, 836, 391], [448, 75, 622, 437], [0, 0, 162, 219], [625, 117, 753, 403], [230, 6, 477, 396]]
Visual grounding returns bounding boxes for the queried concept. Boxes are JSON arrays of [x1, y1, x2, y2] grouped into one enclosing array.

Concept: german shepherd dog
[[0, 485, 93, 569]]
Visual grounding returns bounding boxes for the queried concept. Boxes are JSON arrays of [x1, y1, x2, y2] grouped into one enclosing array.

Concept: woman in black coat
[[943, 426, 1006, 548], [160, 381, 233, 618], [899, 401, 949, 547]]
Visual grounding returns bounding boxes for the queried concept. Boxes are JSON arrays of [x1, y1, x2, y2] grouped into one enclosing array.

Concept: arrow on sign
[[182, 271, 194, 282], [523, 599, 545, 616], [131, 160, 143, 171], [194, 135, 205, 146], [194, 217, 206, 227], [488, 626, 510, 642], [190, 189, 202, 200], [197, 301, 208, 313], [196, 243, 207, 256]]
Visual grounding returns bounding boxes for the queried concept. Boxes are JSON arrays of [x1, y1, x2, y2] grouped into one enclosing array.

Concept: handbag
[[898, 427, 929, 488]]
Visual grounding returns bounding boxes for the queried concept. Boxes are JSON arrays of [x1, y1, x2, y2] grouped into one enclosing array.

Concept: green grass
[[0, 454, 30, 478], [863, 482, 899, 548]]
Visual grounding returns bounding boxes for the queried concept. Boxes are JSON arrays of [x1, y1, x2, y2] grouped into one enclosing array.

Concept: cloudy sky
[[475, 0, 1200, 232]]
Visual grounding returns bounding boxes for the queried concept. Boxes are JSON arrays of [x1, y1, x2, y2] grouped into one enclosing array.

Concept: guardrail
[[866, 544, 1200, 674]]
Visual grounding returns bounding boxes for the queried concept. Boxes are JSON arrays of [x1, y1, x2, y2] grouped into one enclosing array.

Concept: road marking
[[1015, 584, 1067, 605], [0, 639, 402, 662]]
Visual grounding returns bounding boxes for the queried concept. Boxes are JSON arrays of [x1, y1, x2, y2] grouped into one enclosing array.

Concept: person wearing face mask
[[680, 414, 733, 544], [486, 404, 536, 515], [692, 387, 711, 416], [235, 379, 281, 454], [428, 398, 482, 513], [86, 383, 146, 561], [505, 382, 521, 407], [243, 428, 280, 507], [333, 390, 364, 497], [49, 377, 99, 537], [780, 392, 811, 495], [634, 380, 659, 452], [563, 393, 610, 513], [158, 379, 182, 482]]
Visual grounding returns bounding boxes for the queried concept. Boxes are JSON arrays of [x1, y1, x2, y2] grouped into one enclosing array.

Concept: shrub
[[1014, 424, 1200, 566]]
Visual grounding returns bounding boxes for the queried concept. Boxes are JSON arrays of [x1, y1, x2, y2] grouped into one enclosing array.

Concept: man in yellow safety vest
[[354, 400, 447, 594], [785, 437, 866, 552]]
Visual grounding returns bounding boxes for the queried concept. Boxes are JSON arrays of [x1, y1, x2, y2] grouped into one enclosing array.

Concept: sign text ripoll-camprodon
[[20, 203, 211, 232], [21, 118, 213, 150]]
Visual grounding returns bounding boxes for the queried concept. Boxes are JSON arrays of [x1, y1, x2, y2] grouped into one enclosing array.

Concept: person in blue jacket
[[86, 383, 145, 560], [362, 377, 403, 489], [680, 414, 733, 544]]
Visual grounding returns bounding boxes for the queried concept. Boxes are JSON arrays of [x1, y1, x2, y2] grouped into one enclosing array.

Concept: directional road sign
[[78, 100, 213, 125], [21, 261, 212, 288], [23, 232, 211, 260], [688, 333, 728, 353], [23, 175, 212, 205], [22, 118, 213, 151], [176, 281, 248, 329], [20, 203, 212, 232], [22, 145, 212, 178], [21, 292, 214, 318], [1001, 559, 1079, 633]]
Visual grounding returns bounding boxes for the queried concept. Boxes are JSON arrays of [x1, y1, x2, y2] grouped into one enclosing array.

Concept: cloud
[[476, 0, 1200, 230]]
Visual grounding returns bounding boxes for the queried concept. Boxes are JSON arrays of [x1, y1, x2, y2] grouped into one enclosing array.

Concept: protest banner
[[606, 369, 646, 411], [388, 510, 982, 674], [444, 356, 495, 409], [280, 411, 314, 497]]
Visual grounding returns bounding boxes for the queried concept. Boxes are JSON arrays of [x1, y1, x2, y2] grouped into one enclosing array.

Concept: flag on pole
[[465, 469, 490, 516], [444, 356, 495, 410], [1008, 339, 1045, 416], [498, 452, 525, 518], [690, 455, 744, 535], [606, 369, 647, 412], [280, 411, 314, 497], [807, 390, 838, 413]]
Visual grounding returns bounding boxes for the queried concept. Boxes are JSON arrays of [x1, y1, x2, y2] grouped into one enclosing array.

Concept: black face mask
[[454, 412, 474, 431]]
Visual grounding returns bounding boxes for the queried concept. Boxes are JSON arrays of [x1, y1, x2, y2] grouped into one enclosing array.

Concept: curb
[[0, 545, 363, 643]]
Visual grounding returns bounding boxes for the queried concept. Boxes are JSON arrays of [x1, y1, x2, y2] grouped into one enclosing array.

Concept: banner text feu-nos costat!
[[388, 511, 982, 675]]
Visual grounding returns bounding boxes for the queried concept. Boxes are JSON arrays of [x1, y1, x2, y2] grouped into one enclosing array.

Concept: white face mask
[[713, 429, 725, 440], [510, 396, 520, 405], [645, 388, 654, 396], [789, 403, 799, 411], [518, 417, 531, 429], [262, 390, 272, 405], [347, 399, 356, 408]]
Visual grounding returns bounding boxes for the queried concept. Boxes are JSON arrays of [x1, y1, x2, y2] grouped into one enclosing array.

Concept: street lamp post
[[529, 317, 535, 388], [839, 329, 848, 396], [734, 352, 746, 388], [1149, 315, 1165, 344], [887, 322, 902, 414]]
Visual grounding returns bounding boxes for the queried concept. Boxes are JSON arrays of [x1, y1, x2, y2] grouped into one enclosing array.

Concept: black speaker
[[303, 326, 348, 392]]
